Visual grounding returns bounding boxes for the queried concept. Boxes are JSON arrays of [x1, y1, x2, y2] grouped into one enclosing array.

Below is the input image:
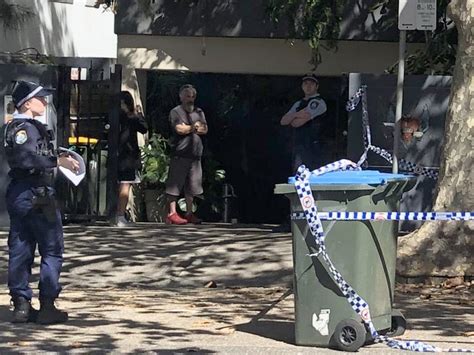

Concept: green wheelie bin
[[274, 169, 414, 352]]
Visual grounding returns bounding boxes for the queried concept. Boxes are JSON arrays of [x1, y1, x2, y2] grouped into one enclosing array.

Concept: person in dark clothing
[[3, 80, 78, 324], [280, 73, 327, 172], [116, 91, 148, 227], [275, 74, 327, 233]]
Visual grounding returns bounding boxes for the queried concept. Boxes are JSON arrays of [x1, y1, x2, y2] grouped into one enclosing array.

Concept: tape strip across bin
[[291, 211, 474, 221], [294, 159, 473, 353]]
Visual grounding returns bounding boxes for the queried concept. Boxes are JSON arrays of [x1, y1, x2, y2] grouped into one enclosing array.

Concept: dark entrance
[[146, 71, 348, 224]]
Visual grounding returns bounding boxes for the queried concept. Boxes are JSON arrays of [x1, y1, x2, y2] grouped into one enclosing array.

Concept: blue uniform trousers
[[292, 141, 324, 172], [6, 179, 64, 300]]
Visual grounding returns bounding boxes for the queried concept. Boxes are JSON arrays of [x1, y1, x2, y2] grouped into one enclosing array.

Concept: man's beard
[[183, 102, 194, 113]]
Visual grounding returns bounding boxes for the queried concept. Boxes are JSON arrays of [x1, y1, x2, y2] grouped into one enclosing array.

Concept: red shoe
[[185, 213, 202, 224], [166, 213, 188, 225]]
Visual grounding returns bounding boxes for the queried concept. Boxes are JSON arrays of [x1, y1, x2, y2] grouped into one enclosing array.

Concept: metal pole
[[393, 30, 406, 174]]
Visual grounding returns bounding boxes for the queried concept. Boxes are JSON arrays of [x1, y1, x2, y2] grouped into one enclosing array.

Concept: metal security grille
[[56, 65, 121, 222]]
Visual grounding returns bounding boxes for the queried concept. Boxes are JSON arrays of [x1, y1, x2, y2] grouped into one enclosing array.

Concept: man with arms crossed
[[281, 73, 327, 171], [165, 84, 208, 225]]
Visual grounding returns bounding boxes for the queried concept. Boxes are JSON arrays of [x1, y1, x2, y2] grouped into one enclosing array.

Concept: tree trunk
[[397, 0, 474, 277]]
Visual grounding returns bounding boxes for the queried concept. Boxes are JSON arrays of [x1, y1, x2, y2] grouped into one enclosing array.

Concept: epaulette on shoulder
[[8, 118, 27, 128], [3, 119, 26, 136]]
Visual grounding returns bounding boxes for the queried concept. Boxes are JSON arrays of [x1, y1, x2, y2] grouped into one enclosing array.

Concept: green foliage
[[386, 30, 457, 75], [2, 48, 55, 65], [0, 1, 55, 65], [94, 0, 118, 13], [265, 0, 345, 67], [0, 0, 33, 32], [266, 0, 456, 75], [381, 0, 456, 75], [202, 152, 226, 214], [140, 134, 170, 189], [140, 133, 226, 219]]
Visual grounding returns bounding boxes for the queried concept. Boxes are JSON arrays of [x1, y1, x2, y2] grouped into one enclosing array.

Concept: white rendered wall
[[118, 34, 424, 116], [118, 35, 424, 76], [0, 0, 117, 58]]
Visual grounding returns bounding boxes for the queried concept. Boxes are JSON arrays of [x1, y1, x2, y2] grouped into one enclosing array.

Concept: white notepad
[[58, 147, 86, 186]]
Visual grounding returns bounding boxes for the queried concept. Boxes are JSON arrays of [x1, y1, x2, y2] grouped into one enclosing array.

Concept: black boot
[[36, 298, 68, 325], [11, 296, 38, 323]]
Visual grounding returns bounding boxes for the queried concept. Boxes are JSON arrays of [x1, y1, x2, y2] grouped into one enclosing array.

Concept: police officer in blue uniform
[[3, 81, 79, 324], [280, 73, 327, 171]]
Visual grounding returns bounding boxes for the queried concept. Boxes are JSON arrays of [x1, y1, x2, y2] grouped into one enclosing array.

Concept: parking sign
[[399, 0, 437, 31], [416, 0, 437, 31]]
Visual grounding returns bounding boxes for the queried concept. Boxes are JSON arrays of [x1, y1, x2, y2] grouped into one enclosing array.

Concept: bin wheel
[[385, 310, 407, 337], [331, 319, 367, 352]]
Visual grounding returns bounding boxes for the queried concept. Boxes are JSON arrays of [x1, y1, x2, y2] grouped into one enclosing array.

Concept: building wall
[[0, 0, 117, 59], [118, 35, 424, 76], [118, 34, 425, 108], [114, 0, 403, 42]]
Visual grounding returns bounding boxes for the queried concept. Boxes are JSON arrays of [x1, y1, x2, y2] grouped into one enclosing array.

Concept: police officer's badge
[[310, 100, 319, 110], [15, 130, 28, 145]]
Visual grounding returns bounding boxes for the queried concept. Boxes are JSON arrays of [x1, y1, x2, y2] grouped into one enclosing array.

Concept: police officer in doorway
[[280, 73, 327, 172], [3, 81, 79, 324]]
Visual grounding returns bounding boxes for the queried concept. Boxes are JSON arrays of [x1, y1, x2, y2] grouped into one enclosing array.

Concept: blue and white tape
[[347, 86, 439, 180], [294, 160, 473, 353], [399, 159, 439, 180], [291, 211, 474, 221]]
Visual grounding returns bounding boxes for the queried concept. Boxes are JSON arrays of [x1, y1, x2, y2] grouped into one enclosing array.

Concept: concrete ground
[[0, 223, 472, 354]]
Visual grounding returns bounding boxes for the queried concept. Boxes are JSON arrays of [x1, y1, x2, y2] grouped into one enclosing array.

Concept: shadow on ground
[[0, 287, 294, 353], [0, 223, 293, 289], [0, 224, 472, 352], [393, 294, 473, 340], [235, 320, 295, 344]]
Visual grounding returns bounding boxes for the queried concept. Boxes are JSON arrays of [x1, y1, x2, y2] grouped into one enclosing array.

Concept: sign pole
[[393, 29, 406, 174], [394, 0, 436, 173]]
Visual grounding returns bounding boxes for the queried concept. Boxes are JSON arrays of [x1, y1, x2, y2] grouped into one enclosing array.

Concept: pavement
[[0, 223, 472, 354]]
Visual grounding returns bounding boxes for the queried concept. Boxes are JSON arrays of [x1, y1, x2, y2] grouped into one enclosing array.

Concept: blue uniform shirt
[[286, 95, 327, 147], [3, 113, 57, 178], [285, 94, 327, 119]]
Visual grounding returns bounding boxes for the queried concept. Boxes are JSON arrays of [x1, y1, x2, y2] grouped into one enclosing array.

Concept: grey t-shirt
[[169, 105, 207, 159]]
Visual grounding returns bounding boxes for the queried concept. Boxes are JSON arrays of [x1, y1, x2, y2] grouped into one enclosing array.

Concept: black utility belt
[[10, 170, 54, 185], [10, 169, 51, 178]]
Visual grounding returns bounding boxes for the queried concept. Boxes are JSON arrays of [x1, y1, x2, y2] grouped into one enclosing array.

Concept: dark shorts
[[165, 156, 203, 197], [118, 169, 140, 183]]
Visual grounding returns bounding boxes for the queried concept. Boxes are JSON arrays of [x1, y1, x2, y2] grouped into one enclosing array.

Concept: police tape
[[294, 159, 473, 353], [367, 145, 440, 180], [291, 211, 474, 221], [347, 86, 439, 180]]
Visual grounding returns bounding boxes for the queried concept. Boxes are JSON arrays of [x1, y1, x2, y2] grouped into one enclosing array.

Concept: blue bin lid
[[287, 169, 414, 185]]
